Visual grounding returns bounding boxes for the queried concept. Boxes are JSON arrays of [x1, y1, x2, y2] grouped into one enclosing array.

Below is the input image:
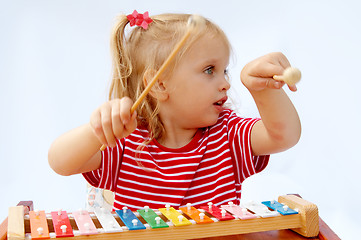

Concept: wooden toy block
[[29, 210, 50, 239], [199, 204, 235, 221], [16, 201, 33, 214], [7, 206, 24, 240], [179, 204, 213, 224], [137, 208, 168, 229], [278, 195, 319, 237], [72, 209, 98, 235], [158, 207, 192, 227], [1, 201, 33, 240], [50, 210, 74, 237], [220, 204, 257, 220], [115, 208, 146, 230], [93, 208, 122, 233], [262, 200, 298, 215]]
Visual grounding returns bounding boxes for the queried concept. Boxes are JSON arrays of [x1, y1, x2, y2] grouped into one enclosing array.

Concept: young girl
[[48, 12, 301, 210]]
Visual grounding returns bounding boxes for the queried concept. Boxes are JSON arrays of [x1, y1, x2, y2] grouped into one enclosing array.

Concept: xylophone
[[7, 195, 319, 240]]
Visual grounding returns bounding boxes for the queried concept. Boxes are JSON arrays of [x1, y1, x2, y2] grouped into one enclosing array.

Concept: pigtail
[[109, 15, 132, 100]]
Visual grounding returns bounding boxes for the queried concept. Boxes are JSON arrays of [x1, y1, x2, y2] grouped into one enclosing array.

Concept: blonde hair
[[109, 13, 231, 142]]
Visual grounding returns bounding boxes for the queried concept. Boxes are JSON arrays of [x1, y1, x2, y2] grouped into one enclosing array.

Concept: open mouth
[[214, 101, 224, 106], [213, 96, 228, 107]]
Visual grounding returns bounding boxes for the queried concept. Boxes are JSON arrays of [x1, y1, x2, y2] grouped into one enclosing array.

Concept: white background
[[1, 1, 360, 239]]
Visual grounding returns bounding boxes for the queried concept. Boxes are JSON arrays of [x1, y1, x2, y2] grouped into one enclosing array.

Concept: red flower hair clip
[[127, 10, 153, 30]]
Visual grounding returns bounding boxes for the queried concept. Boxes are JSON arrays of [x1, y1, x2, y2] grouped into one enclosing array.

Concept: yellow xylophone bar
[[7, 195, 319, 240]]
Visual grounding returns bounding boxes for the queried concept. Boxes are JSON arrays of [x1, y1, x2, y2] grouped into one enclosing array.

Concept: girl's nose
[[220, 77, 231, 91]]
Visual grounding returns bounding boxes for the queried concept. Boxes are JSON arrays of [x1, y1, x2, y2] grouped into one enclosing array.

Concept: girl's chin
[[198, 116, 220, 128]]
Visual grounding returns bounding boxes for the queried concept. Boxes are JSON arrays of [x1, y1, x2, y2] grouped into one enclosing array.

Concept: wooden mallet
[[273, 67, 301, 86], [100, 15, 205, 151]]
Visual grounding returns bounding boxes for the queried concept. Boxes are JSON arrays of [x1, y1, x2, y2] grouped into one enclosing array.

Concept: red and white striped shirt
[[83, 109, 269, 210]]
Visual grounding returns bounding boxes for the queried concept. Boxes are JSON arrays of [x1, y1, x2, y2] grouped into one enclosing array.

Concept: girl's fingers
[[241, 52, 299, 92], [90, 97, 137, 149], [101, 104, 116, 148], [111, 97, 135, 141], [266, 79, 285, 89], [119, 97, 134, 125], [275, 52, 291, 69], [288, 84, 298, 92], [253, 63, 285, 78], [251, 77, 285, 90], [111, 100, 124, 139], [124, 111, 137, 135], [250, 53, 291, 79], [90, 109, 108, 147]]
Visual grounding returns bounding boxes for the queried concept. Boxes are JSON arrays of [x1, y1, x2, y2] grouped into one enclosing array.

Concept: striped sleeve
[[226, 111, 270, 184], [82, 139, 124, 192]]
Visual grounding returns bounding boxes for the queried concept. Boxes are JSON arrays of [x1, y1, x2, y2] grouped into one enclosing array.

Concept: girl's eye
[[204, 66, 214, 75]]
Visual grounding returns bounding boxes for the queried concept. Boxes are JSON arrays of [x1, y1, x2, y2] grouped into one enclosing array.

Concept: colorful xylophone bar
[[7, 195, 319, 240]]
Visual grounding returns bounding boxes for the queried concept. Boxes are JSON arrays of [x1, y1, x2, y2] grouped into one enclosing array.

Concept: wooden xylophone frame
[[8, 195, 320, 240]]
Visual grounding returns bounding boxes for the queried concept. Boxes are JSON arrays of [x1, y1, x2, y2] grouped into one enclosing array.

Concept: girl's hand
[[90, 97, 137, 148], [240, 52, 297, 92]]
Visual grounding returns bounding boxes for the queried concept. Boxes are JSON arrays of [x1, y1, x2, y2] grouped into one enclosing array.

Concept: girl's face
[[161, 33, 231, 129]]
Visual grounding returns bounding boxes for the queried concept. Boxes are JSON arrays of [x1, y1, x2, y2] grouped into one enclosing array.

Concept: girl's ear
[[143, 69, 169, 101]]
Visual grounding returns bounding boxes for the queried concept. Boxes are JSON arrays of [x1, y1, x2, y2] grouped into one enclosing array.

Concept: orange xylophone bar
[[6, 195, 319, 240]]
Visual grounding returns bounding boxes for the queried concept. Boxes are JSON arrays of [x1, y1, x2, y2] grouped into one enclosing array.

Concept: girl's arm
[[48, 123, 102, 176], [240, 52, 301, 156], [48, 97, 137, 176]]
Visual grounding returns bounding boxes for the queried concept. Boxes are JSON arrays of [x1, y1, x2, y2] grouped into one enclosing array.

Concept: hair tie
[[126, 10, 153, 30]]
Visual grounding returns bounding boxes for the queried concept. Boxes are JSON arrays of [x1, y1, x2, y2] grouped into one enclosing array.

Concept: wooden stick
[[273, 67, 301, 86], [100, 15, 204, 151]]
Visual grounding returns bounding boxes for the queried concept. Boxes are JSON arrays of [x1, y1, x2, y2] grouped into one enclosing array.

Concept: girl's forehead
[[184, 34, 230, 61], [197, 34, 229, 48]]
